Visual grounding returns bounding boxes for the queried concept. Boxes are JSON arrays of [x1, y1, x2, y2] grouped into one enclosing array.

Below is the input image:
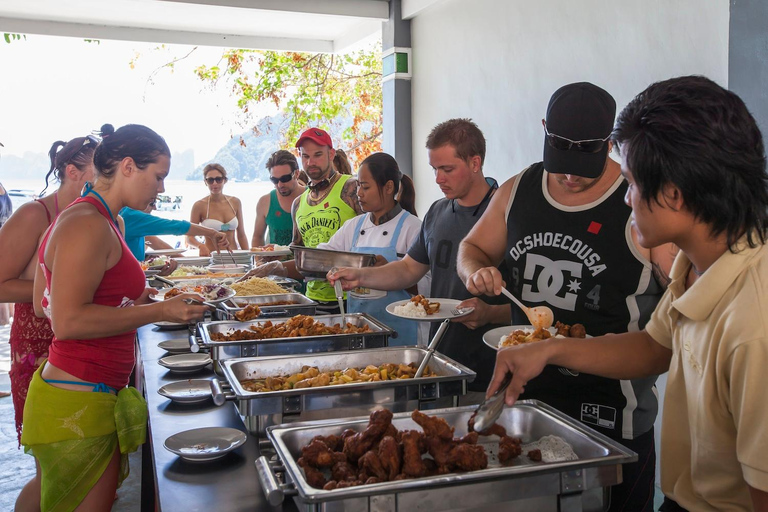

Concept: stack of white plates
[[210, 250, 251, 266], [174, 256, 213, 267]]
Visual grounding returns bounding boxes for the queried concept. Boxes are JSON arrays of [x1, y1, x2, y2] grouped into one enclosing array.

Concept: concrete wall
[[729, 0, 768, 147], [408, 0, 730, 214]]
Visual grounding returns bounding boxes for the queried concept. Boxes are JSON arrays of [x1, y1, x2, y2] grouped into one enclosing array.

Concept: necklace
[[81, 183, 120, 233], [691, 264, 705, 276]]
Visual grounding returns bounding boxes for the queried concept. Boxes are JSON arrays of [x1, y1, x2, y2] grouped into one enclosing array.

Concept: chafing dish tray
[[291, 245, 377, 279], [212, 347, 475, 435], [258, 401, 636, 511], [197, 313, 394, 365], [215, 292, 318, 321]]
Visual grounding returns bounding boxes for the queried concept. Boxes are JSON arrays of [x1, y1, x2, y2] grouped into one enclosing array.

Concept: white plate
[[157, 379, 213, 404], [249, 247, 292, 257], [145, 248, 186, 256], [164, 427, 246, 462], [483, 325, 557, 351], [158, 353, 211, 374], [158, 338, 192, 354], [385, 298, 474, 321], [144, 269, 162, 277], [154, 320, 189, 330], [150, 286, 236, 304]]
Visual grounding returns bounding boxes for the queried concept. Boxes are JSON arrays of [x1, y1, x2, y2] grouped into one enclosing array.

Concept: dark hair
[[613, 75, 768, 251], [93, 124, 170, 179], [333, 148, 352, 175], [99, 124, 115, 138], [425, 118, 486, 166], [266, 150, 298, 172], [43, 136, 97, 194], [359, 152, 417, 216], [203, 163, 227, 179]]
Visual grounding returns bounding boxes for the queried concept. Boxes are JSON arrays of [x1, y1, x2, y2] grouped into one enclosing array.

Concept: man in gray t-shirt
[[329, 119, 511, 394]]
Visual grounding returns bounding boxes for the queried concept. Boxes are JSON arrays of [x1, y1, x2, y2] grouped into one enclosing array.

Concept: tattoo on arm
[[342, 180, 363, 214]]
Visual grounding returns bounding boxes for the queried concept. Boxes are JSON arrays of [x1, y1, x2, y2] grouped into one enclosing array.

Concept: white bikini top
[[202, 195, 238, 232]]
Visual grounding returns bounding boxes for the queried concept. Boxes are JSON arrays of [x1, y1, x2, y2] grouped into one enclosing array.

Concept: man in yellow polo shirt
[[484, 76, 768, 511], [291, 128, 363, 306]]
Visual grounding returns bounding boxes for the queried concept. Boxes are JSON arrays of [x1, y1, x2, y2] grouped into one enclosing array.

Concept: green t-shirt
[[295, 174, 357, 302]]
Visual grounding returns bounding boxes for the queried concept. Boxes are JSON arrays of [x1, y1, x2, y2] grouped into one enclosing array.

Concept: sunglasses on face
[[269, 173, 294, 184], [543, 122, 611, 153], [59, 134, 100, 165], [205, 176, 226, 185]]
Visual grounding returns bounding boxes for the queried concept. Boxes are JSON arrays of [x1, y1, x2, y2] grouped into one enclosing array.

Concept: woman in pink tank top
[[0, 135, 97, 446], [18, 125, 211, 512]]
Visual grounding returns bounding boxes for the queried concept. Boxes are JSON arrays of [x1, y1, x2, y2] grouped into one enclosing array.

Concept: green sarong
[[21, 363, 148, 512]]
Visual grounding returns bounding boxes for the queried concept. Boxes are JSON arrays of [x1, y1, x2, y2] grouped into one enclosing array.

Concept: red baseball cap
[[295, 128, 333, 150]]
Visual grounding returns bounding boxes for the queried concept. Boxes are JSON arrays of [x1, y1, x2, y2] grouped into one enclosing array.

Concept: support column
[[381, 0, 413, 177]]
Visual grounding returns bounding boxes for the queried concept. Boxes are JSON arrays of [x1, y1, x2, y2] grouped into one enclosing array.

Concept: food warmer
[[214, 292, 318, 321], [256, 401, 636, 512], [210, 347, 475, 435]]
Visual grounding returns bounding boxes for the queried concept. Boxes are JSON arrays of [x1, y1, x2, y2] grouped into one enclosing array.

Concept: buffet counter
[[136, 324, 297, 512]]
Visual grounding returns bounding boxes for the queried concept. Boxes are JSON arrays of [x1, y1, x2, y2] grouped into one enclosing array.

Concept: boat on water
[[155, 194, 183, 211]]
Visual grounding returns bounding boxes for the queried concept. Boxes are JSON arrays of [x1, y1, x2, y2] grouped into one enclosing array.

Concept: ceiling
[[0, 0, 393, 53]]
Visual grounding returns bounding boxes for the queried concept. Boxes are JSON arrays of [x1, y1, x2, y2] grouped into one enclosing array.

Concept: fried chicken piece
[[309, 434, 342, 452], [340, 428, 357, 443], [343, 409, 393, 462], [358, 450, 388, 481], [569, 323, 587, 338], [234, 304, 261, 321], [294, 372, 331, 389], [335, 480, 362, 489], [378, 436, 402, 481], [527, 449, 542, 462], [297, 457, 327, 488], [467, 414, 508, 438], [454, 432, 479, 445], [323, 480, 338, 490], [365, 476, 380, 485], [554, 321, 571, 337], [301, 439, 336, 467], [412, 409, 454, 440], [423, 458, 440, 476], [425, 437, 453, 467], [400, 430, 427, 477], [331, 461, 357, 482], [446, 443, 487, 471], [498, 435, 523, 464]]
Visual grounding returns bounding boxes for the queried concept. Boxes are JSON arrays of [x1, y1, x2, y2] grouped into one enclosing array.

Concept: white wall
[[408, 0, 730, 214]]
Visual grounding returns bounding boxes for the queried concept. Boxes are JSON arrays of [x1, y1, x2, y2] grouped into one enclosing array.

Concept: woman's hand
[[136, 287, 159, 305], [158, 292, 212, 324], [326, 267, 363, 291], [198, 245, 211, 257], [237, 261, 286, 281], [157, 259, 178, 277], [212, 232, 230, 250]]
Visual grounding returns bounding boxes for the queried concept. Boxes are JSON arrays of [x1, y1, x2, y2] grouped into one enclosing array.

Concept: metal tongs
[[414, 318, 451, 378], [471, 373, 513, 432], [329, 267, 346, 325]]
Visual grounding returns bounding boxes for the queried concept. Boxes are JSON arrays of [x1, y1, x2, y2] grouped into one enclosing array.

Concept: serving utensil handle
[[415, 318, 450, 378], [500, 287, 528, 313], [188, 324, 201, 353], [210, 378, 226, 406], [255, 456, 285, 506]]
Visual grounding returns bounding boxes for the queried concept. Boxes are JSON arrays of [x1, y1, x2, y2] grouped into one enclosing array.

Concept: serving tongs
[[470, 373, 512, 433], [414, 318, 451, 378], [329, 267, 346, 325]]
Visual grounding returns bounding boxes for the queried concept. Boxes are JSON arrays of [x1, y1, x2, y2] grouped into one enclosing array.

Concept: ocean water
[[2, 178, 276, 250]]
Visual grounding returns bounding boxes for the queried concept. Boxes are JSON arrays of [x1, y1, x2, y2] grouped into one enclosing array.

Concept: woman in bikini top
[[188, 163, 249, 253]]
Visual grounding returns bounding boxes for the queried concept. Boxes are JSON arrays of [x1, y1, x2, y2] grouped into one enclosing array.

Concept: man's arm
[[341, 178, 363, 215], [457, 177, 517, 296], [291, 196, 304, 246], [489, 330, 672, 405], [329, 255, 430, 292], [252, 194, 270, 247]]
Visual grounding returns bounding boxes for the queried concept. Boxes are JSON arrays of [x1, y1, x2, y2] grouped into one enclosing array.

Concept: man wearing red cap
[[291, 128, 363, 305], [457, 83, 678, 511]]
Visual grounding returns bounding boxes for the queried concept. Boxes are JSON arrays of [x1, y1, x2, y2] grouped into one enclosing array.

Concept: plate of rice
[[483, 322, 588, 350], [385, 298, 473, 321]]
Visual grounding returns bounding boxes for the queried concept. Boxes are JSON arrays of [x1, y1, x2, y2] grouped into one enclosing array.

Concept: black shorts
[[607, 427, 656, 512]]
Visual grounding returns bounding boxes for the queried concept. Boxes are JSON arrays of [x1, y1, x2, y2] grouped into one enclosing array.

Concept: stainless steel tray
[[261, 402, 637, 511], [291, 245, 377, 279], [213, 347, 475, 435], [215, 293, 318, 321], [198, 313, 394, 362]]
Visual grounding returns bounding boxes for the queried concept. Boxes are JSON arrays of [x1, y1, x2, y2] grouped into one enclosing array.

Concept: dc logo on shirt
[[522, 253, 582, 311]]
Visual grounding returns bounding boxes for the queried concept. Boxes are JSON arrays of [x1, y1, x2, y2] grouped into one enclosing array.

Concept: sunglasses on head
[[543, 122, 611, 153], [205, 176, 226, 185], [58, 134, 100, 165], [269, 173, 294, 184]]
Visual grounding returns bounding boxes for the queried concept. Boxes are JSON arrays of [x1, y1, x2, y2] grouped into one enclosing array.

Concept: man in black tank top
[[457, 83, 678, 512]]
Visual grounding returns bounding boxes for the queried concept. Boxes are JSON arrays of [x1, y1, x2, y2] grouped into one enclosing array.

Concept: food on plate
[[393, 295, 441, 317], [499, 321, 586, 348], [210, 315, 371, 341], [233, 304, 261, 321], [163, 283, 232, 301], [298, 409, 494, 490], [169, 265, 209, 277], [250, 244, 290, 252], [140, 255, 170, 270], [240, 362, 436, 392], [231, 277, 288, 296]]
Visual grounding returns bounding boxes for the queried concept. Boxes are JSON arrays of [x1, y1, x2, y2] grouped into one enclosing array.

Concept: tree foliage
[[193, 43, 382, 164]]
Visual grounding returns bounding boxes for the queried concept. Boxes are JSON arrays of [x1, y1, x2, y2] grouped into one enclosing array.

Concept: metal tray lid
[[291, 245, 377, 279], [266, 402, 637, 503], [219, 293, 318, 312], [219, 346, 476, 399]]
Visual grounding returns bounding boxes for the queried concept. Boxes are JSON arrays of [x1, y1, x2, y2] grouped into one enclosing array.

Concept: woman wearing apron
[[318, 152, 422, 344]]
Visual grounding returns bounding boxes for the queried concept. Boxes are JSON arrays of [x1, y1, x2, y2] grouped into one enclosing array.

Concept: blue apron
[[348, 213, 417, 345]]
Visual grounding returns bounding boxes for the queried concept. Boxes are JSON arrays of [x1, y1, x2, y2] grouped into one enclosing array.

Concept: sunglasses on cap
[[543, 122, 611, 153], [58, 134, 100, 165], [205, 176, 226, 184], [269, 173, 294, 184]]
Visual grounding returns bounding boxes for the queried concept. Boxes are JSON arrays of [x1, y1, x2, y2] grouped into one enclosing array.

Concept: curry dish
[[209, 314, 372, 341]]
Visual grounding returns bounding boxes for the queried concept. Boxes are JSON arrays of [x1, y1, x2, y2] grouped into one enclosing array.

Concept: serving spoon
[[500, 287, 554, 330]]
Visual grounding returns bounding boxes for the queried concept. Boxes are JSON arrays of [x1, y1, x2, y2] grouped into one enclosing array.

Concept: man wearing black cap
[[457, 82, 678, 511]]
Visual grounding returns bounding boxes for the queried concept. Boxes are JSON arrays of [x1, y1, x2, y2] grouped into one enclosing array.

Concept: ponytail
[[398, 174, 417, 216]]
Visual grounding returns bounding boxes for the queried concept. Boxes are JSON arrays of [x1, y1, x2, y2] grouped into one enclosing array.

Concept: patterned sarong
[[21, 363, 147, 512]]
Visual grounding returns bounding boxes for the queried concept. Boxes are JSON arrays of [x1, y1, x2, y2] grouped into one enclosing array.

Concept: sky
[[0, 34, 277, 166]]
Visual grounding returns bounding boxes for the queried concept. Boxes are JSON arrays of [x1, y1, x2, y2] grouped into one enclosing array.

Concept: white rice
[[393, 301, 427, 318]]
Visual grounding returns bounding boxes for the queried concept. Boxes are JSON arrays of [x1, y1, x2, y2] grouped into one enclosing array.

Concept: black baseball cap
[[543, 82, 616, 178]]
